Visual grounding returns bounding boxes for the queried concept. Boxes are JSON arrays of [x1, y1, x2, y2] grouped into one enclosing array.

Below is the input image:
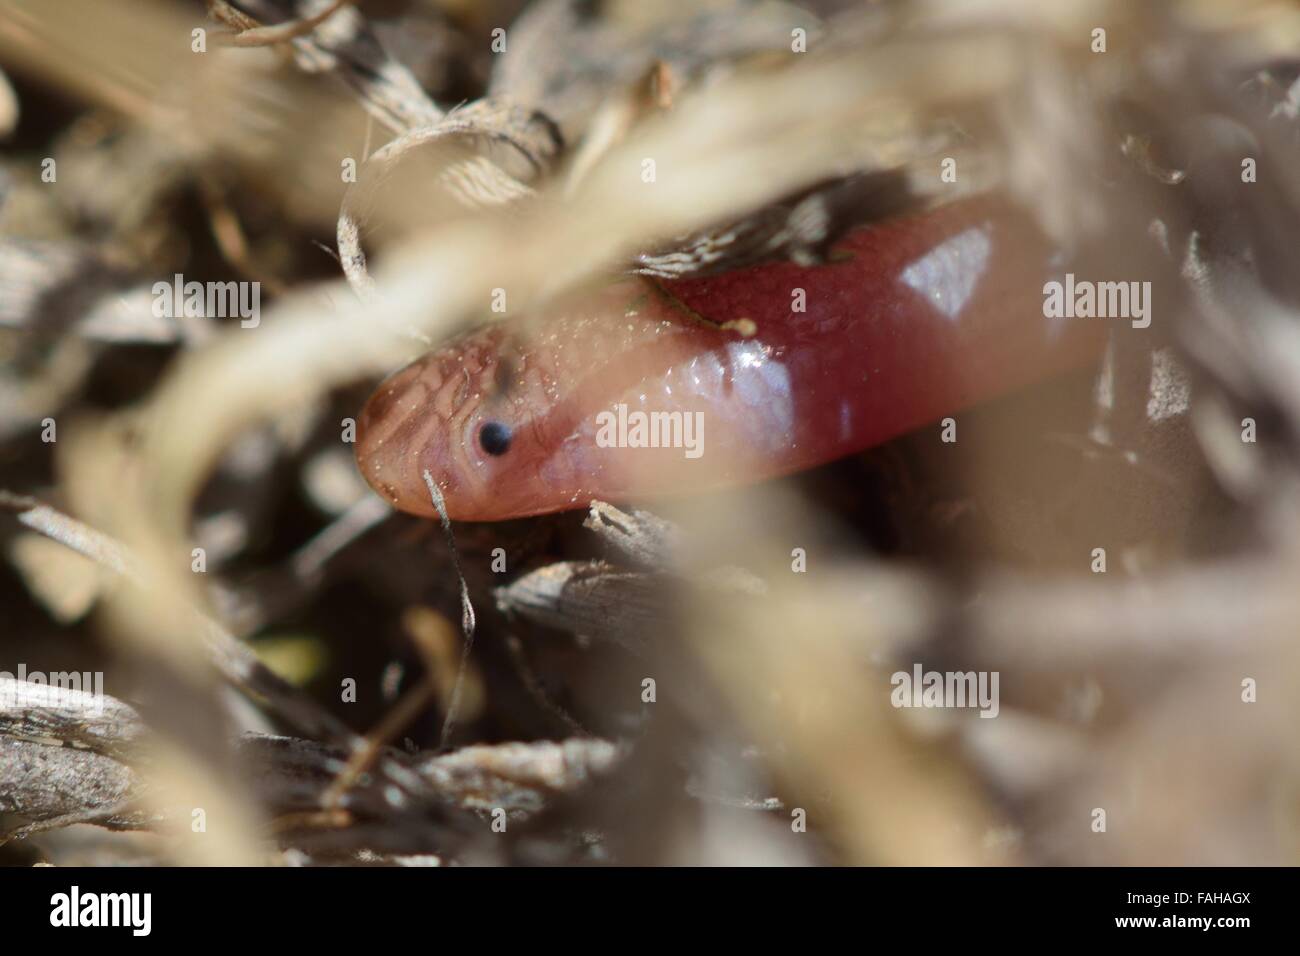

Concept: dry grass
[[1, 0, 1299, 865]]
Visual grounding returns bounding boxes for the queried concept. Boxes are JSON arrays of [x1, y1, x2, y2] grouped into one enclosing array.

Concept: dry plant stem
[[0, 493, 428, 805], [0, 494, 289, 718], [497, 502, 749, 654], [0, 736, 146, 838], [422, 471, 476, 749], [318, 681, 434, 808], [256, 734, 621, 817], [494, 561, 662, 654], [335, 98, 560, 301], [204, 0, 259, 33], [965, 558, 1297, 667], [503, 634, 590, 738], [265, 808, 352, 835], [0, 677, 146, 758], [0, 238, 186, 348], [0, 0, 168, 122], [229, 494, 392, 637], [287, 495, 391, 583], [515, 497, 1298, 668], [582, 501, 681, 570], [684, 583, 999, 866], [0, 0, 437, 224], [207, 0, 354, 48], [2, 669, 618, 849], [412, 738, 623, 814], [0, 492, 134, 575], [0, 64, 16, 135], [7, 803, 145, 841], [221, 0, 444, 133], [498, 548, 1296, 669], [197, 175, 290, 296], [562, 60, 678, 198]]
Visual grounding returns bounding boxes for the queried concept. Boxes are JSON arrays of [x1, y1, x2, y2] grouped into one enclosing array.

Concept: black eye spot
[[479, 421, 513, 456]]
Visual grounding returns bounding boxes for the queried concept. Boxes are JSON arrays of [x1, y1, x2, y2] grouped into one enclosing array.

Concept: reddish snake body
[[355, 197, 1104, 521]]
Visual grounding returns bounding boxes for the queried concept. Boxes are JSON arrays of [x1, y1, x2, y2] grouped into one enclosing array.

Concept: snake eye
[[479, 421, 513, 456]]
